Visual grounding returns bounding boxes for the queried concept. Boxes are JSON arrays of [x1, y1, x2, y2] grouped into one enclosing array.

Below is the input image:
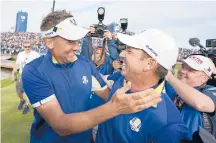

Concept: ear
[[44, 38, 54, 50], [201, 75, 209, 84], [142, 58, 157, 71]]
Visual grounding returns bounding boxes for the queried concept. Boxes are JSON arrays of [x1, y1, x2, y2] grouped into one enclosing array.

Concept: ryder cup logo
[[70, 18, 77, 26], [129, 117, 142, 132], [82, 76, 88, 85]]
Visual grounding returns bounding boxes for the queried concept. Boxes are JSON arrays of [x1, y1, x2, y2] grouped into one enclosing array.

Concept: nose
[[120, 50, 126, 58], [72, 41, 79, 51]]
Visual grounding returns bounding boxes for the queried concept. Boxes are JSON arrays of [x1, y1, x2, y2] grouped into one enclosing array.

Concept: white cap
[[42, 17, 89, 40], [182, 55, 215, 77], [117, 29, 178, 70]]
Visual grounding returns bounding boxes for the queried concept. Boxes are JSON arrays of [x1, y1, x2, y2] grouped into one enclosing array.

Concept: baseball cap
[[117, 29, 178, 70], [182, 55, 215, 77], [42, 17, 89, 41]]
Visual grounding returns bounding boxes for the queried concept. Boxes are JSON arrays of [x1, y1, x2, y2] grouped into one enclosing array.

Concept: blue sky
[[1, 0, 216, 48]]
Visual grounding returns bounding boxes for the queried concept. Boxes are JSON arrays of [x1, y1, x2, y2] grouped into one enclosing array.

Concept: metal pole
[[52, 0, 55, 12]]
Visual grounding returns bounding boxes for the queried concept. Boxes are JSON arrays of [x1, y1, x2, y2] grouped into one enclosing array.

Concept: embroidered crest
[[129, 117, 142, 132], [82, 76, 88, 85]]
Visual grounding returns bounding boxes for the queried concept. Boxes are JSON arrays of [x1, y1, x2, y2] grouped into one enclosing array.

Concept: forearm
[[167, 73, 215, 112], [12, 65, 19, 75], [94, 87, 110, 101], [57, 101, 117, 136]]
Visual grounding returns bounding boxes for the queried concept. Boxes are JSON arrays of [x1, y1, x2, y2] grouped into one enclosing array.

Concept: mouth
[[120, 60, 126, 70]]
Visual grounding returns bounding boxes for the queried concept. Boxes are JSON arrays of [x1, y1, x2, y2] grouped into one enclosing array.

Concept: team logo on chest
[[129, 117, 142, 132], [82, 76, 88, 85]]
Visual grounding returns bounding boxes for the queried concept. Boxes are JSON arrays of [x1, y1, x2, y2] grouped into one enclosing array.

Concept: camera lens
[[96, 26, 104, 38]]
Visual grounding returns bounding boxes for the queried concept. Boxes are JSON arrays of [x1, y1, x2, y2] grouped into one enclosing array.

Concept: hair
[[155, 65, 168, 79], [23, 40, 31, 45], [40, 10, 73, 32]]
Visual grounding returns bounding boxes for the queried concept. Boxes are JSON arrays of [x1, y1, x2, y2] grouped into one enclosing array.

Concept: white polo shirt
[[16, 51, 40, 74]]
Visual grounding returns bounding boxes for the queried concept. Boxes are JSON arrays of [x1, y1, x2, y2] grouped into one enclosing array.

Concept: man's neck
[[25, 51, 31, 55], [128, 73, 160, 92]]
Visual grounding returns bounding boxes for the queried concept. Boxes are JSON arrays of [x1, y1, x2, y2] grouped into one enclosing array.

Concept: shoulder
[[201, 85, 216, 102], [31, 51, 40, 56], [18, 51, 25, 56], [25, 55, 45, 69]]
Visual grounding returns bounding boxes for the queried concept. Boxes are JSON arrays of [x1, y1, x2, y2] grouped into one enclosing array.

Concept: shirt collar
[[46, 50, 78, 65], [124, 79, 165, 108]]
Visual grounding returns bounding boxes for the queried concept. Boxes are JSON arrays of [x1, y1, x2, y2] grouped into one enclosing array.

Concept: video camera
[[206, 39, 216, 48], [189, 38, 216, 65], [89, 7, 107, 38]]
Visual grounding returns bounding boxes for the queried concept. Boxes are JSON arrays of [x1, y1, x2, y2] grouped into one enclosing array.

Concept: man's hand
[[112, 34, 117, 40], [89, 26, 95, 34], [103, 30, 112, 40], [165, 71, 174, 82], [112, 60, 121, 70], [109, 82, 162, 114]]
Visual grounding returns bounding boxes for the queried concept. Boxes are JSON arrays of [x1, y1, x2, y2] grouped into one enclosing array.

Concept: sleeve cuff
[[32, 94, 56, 108]]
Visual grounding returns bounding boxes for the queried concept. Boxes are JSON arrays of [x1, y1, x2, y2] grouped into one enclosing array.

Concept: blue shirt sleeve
[[22, 64, 54, 105], [80, 36, 90, 59], [107, 39, 119, 60], [153, 123, 189, 143]]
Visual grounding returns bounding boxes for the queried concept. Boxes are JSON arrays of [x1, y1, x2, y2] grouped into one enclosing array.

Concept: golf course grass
[[1, 78, 33, 143]]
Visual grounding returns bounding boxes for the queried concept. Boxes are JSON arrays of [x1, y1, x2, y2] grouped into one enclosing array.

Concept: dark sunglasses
[[24, 46, 31, 49]]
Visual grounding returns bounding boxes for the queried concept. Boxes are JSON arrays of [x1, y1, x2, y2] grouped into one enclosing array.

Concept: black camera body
[[189, 38, 216, 65], [206, 39, 216, 48], [90, 23, 107, 38], [89, 7, 107, 38]]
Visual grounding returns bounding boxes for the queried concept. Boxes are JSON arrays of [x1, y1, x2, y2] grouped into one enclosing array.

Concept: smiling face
[[45, 36, 79, 64], [178, 62, 209, 87], [23, 42, 32, 54], [119, 46, 155, 80]]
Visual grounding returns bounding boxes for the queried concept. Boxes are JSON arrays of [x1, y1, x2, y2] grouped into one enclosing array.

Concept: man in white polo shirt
[[11, 40, 40, 114]]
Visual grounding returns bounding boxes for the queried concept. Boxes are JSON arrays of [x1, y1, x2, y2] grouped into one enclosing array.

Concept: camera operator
[[165, 55, 216, 143], [80, 26, 120, 74]]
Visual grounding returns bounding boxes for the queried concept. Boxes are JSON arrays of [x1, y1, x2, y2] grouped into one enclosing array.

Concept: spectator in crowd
[[22, 10, 161, 143], [96, 29, 189, 143], [165, 55, 216, 143], [1, 32, 45, 55], [11, 40, 40, 114]]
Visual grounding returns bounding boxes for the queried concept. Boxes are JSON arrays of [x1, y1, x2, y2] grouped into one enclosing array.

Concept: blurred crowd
[[177, 47, 201, 61], [1, 32, 46, 55], [1, 32, 204, 61]]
